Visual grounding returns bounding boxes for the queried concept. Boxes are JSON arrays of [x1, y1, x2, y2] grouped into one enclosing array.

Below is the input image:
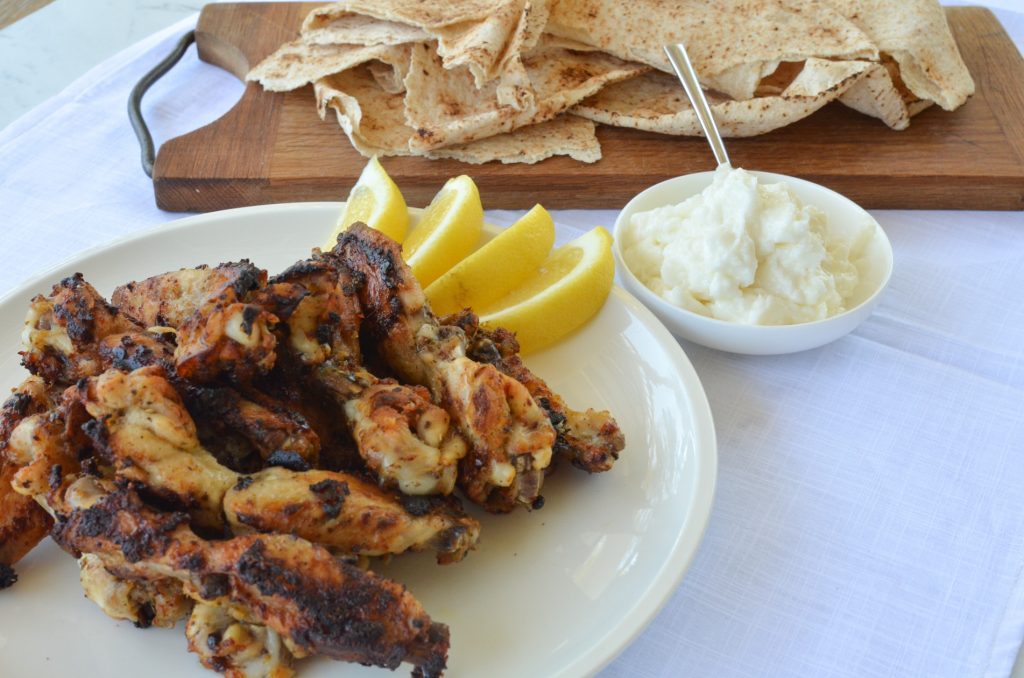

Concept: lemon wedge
[[403, 175, 483, 287], [425, 204, 555, 317], [478, 226, 615, 354], [324, 156, 408, 250]]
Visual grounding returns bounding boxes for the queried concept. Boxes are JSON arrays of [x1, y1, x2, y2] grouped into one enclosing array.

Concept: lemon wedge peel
[[403, 175, 484, 288], [425, 204, 556, 317], [478, 226, 616, 354], [324, 156, 408, 250]]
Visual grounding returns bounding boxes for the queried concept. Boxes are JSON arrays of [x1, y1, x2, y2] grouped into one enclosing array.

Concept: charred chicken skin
[[72, 367, 478, 563], [53, 478, 449, 677], [0, 376, 57, 583], [333, 224, 557, 512], [114, 260, 467, 496], [447, 311, 625, 473]]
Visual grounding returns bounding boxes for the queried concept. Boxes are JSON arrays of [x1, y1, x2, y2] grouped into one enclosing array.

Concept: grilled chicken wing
[[5, 404, 81, 516], [449, 311, 625, 473], [0, 377, 56, 580], [117, 259, 467, 496], [333, 224, 556, 512], [114, 262, 279, 383], [270, 256, 466, 496], [21, 274, 139, 385], [113, 262, 263, 329], [52, 479, 449, 677], [75, 367, 478, 562]]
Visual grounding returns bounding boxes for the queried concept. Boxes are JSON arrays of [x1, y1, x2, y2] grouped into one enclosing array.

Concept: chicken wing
[[113, 262, 263, 329], [21, 274, 139, 385], [74, 367, 478, 562], [269, 256, 466, 495], [114, 262, 279, 383], [333, 224, 556, 512], [447, 311, 625, 473], [52, 478, 449, 677], [0, 377, 56, 579]]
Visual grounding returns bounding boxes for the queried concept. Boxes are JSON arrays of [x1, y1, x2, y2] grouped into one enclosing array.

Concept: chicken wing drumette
[[268, 256, 467, 495]]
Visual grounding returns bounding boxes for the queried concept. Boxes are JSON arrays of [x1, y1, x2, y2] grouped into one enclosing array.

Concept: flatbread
[[427, 116, 602, 164], [824, 0, 974, 110], [246, 41, 410, 92], [314, 68, 602, 163], [546, 0, 877, 100], [301, 13, 430, 46], [572, 58, 871, 137], [837, 60, 915, 130], [315, 66, 411, 156], [303, 0, 548, 109], [403, 37, 647, 151]]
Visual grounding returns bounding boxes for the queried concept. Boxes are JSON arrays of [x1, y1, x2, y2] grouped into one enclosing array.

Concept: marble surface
[[0, 0, 203, 130]]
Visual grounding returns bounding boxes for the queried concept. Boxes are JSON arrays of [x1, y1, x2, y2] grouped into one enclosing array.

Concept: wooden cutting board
[[152, 3, 1024, 211]]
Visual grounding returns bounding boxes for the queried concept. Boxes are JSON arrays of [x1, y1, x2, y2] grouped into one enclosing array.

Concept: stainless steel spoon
[[664, 43, 731, 167]]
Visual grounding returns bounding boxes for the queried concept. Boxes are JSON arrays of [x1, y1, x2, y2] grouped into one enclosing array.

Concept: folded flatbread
[[247, 41, 410, 92], [248, 0, 976, 164], [546, 0, 878, 100], [315, 65, 602, 163], [303, 0, 549, 108], [825, 0, 974, 111], [403, 38, 647, 151], [573, 58, 871, 137]]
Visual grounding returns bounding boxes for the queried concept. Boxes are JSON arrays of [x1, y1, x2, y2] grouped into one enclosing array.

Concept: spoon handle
[[664, 43, 731, 167]]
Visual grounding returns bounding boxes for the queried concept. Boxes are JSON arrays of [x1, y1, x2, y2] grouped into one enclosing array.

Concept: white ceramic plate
[[0, 204, 716, 677]]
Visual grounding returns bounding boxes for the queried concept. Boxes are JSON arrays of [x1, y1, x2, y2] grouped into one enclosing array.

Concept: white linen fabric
[[1, 5, 1023, 678]]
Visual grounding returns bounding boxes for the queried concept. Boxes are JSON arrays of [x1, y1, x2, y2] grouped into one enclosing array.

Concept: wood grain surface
[[0, 0, 54, 29], [152, 3, 1024, 212]]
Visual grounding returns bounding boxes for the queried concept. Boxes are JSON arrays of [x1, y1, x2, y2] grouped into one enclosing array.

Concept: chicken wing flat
[[447, 311, 625, 473], [74, 367, 478, 562], [52, 478, 449, 677], [333, 224, 556, 512]]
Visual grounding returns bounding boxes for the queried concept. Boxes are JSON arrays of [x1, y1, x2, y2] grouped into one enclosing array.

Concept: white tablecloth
[[1, 4, 1023, 677]]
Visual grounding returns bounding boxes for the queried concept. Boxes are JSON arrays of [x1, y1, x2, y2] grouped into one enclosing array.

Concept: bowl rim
[[611, 169, 895, 332]]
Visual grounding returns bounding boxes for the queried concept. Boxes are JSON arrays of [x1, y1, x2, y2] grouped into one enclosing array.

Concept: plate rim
[[0, 202, 717, 677]]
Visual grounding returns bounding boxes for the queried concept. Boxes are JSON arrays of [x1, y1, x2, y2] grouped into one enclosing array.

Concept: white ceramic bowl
[[613, 171, 894, 355]]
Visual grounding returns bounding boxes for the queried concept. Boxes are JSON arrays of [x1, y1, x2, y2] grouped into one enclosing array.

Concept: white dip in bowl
[[613, 169, 893, 355], [621, 165, 871, 326]]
